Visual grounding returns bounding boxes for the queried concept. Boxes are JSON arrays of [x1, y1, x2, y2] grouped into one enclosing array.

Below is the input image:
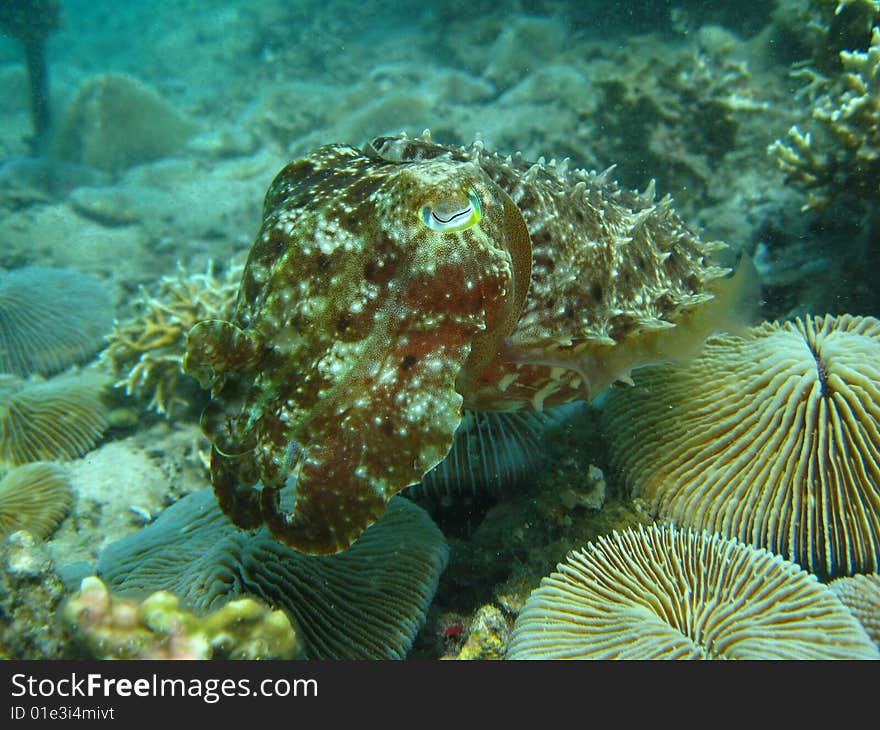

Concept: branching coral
[[772, 0, 879, 71], [769, 22, 880, 209], [578, 39, 762, 207], [63, 576, 305, 660], [100, 260, 242, 418]]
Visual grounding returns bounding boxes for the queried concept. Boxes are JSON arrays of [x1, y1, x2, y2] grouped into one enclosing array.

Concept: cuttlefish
[[184, 132, 752, 555]]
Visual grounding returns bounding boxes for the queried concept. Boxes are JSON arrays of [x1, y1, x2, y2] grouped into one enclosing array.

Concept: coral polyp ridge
[[184, 131, 748, 556]]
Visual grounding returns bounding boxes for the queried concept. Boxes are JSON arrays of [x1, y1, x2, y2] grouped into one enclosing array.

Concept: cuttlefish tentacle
[[184, 319, 265, 528]]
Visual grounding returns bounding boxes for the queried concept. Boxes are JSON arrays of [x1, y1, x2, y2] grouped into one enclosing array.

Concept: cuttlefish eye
[[420, 187, 482, 232]]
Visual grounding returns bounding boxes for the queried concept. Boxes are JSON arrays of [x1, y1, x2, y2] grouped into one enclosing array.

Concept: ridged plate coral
[[405, 408, 562, 507], [97, 487, 448, 660], [506, 524, 879, 659], [829, 573, 880, 645], [0, 266, 114, 377], [600, 314, 880, 578], [0, 371, 108, 467], [0, 462, 72, 539]]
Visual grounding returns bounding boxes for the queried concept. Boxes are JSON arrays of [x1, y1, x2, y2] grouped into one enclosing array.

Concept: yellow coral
[[0, 462, 72, 539], [62, 576, 305, 660], [455, 605, 510, 660], [0, 371, 108, 467]]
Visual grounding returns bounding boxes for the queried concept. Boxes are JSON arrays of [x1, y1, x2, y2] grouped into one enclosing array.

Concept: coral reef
[[0, 266, 115, 377], [101, 260, 242, 418], [601, 314, 880, 578], [50, 73, 200, 175], [772, 0, 879, 71], [184, 131, 749, 555], [576, 36, 764, 210], [0, 371, 109, 466], [506, 524, 879, 659], [0, 530, 69, 659], [0, 462, 71, 539], [414, 403, 651, 646], [63, 576, 304, 660], [97, 488, 448, 659]]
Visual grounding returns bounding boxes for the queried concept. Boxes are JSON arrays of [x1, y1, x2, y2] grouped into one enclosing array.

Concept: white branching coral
[[100, 260, 243, 418], [770, 22, 880, 208]]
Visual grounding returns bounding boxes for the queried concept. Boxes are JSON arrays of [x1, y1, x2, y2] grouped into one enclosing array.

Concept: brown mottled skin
[[184, 132, 739, 555]]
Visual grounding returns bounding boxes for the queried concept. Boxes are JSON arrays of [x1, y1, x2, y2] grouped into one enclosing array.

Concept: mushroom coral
[[0, 266, 114, 378], [600, 314, 880, 578], [829, 572, 880, 645], [506, 524, 879, 659], [406, 408, 562, 508], [0, 371, 108, 467], [97, 487, 448, 660], [0, 461, 71, 539]]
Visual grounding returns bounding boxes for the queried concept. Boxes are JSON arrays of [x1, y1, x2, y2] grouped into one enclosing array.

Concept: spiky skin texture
[[184, 133, 732, 555]]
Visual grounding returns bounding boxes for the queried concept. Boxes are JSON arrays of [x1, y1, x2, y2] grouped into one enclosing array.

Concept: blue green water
[[0, 0, 877, 660]]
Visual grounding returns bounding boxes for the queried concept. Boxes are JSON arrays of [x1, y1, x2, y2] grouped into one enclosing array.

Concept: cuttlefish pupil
[[421, 187, 482, 231]]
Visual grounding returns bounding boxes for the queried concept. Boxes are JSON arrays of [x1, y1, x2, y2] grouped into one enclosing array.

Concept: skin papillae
[[184, 133, 748, 555]]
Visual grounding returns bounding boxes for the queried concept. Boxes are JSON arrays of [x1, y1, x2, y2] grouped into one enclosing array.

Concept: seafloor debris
[[0, 530, 69, 659]]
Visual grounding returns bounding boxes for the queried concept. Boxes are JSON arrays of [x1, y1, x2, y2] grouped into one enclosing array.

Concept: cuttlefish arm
[[185, 144, 531, 554], [184, 318, 264, 529]]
